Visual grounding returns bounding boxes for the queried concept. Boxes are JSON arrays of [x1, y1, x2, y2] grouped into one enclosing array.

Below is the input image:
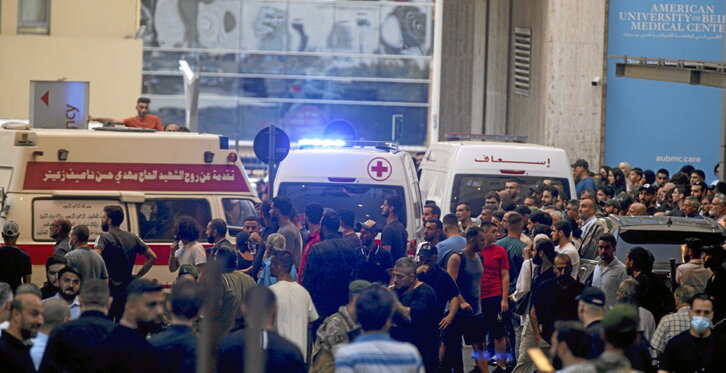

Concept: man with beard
[[206, 218, 235, 260], [0, 221, 32, 293], [96, 279, 164, 373], [704, 245, 726, 323], [381, 195, 408, 261], [709, 193, 726, 228], [442, 227, 484, 373], [529, 255, 585, 364], [49, 218, 72, 255], [625, 246, 674, 323], [95, 205, 157, 322], [40, 254, 66, 299], [549, 321, 596, 373], [45, 266, 82, 320], [352, 220, 393, 285], [592, 234, 627, 309], [390, 257, 439, 373], [0, 292, 44, 373], [65, 225, 108, 283], [416, 244, 460, 333], [270, 196, 303, 266]]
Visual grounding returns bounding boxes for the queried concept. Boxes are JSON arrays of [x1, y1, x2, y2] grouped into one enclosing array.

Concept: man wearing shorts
[[479, 221, 510, 370], [443, 226, 486, 373]]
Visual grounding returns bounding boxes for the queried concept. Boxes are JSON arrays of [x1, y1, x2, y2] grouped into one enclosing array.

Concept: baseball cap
[[178, 264, 199, 279], [576, 287, 606, 307], [348, 280, 373, 294], [356, 219, 378, 232], [2, 221, 20, 237], [602, 304, 639, 333], [638, 184, 656, 194], [418, 243, 438, 257], [571, 159, 589, 169]]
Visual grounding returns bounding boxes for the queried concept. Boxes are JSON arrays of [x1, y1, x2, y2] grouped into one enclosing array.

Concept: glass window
[[136, 199, 211, 241], [17, 0, 50, 35], [451, 175, 572, 215], [222, 198, 257, 227], [32, 199, 127, 242], [278, 182, 406, 227]]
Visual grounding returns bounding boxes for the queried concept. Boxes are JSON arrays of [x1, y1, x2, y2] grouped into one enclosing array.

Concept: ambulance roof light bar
[[297, 138, 398, 151], [445, 133, 528, 143]]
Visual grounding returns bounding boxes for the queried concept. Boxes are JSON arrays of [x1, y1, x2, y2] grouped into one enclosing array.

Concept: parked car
[[577, 215, 726, 284]]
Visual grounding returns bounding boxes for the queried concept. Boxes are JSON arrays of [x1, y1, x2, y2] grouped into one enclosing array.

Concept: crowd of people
[[1, 159, 726, 373]]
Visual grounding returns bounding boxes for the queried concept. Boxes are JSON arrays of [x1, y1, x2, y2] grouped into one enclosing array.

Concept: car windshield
[[451, 174, 571, 214], [277, 182, 407, 228]]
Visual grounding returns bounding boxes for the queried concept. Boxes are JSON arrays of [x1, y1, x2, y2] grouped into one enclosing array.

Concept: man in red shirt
[[122, 97, 163, 131], [479, 221, 510, 370]]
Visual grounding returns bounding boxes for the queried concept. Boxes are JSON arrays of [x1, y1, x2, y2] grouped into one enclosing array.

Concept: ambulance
[[0, 124, 259, 286], [419, 134, 577, 214], [273, 139, 423, 245]]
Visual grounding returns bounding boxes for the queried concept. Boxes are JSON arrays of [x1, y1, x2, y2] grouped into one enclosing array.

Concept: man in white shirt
[[168, 216, 206, 275], [676, 238, 711, 292], [591, 234, 627, 309], [552, 221, 580, 279], [269, 250, 318, 361]]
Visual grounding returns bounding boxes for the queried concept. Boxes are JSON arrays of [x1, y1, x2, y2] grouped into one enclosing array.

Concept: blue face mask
[[691, 316, 712, 334]]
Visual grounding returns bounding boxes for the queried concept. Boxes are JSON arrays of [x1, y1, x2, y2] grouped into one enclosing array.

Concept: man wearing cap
[[651, 285, 696, 356], [577, 287, 607, 359], [658, 293, 726, 373], [310, 279, 369, 373], [416, 243, 460, 333], [638, 184, 658, 215], [352, 220, 393, 285], [592, 304, 637, 372], [572, 159, 596, 199], [0, 221, 31, 293]]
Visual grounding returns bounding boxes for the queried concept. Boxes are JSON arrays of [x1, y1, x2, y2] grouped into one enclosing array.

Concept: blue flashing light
[[298, 138, 347, 147]]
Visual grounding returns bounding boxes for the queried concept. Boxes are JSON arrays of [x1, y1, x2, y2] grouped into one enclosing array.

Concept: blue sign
[[606, 0, 724, 182]]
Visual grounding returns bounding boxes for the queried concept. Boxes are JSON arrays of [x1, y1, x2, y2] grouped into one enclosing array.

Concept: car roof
[[605, 215, 726, 234]]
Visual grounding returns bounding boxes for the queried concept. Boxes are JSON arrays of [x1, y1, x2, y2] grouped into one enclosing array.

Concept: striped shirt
[[335, 333, 424, 373]]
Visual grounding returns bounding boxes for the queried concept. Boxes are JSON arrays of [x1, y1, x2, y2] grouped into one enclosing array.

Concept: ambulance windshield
[[451, 174, 572, 214], [278, 182, 407, 228]]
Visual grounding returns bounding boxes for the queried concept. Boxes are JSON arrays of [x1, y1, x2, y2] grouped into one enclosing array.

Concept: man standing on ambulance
[[122, 97, 163, 131]]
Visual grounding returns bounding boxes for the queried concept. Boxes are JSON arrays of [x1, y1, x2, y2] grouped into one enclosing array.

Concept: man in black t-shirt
[[390, 257, 439, 373], [380, 195, 408, 261], [0, 221, 31, 293], [352, 220, 393, 285], [416, 243, 459, 329], [659, 293, 726, 373], [95, 205, 157, 321], [95, 279, 164, 373]]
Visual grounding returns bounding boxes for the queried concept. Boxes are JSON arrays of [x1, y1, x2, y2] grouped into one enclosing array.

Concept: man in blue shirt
[[335, 285, 424, 373], [572, 159, 596, 198], [436, 214, 467, 267]]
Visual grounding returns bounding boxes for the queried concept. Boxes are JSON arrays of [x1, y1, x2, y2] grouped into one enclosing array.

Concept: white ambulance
[[419, 134, 577, 214], [0, 124, 259, 286], [273, 139, 423, 247]]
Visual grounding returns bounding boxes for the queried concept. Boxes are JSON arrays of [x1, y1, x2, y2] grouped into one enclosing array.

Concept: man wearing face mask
[[658, 293, 726, 373], [703, 245, 726, 323]]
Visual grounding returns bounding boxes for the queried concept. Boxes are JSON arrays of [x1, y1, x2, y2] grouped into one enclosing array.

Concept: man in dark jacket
[[302, 210, 359, 333]]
